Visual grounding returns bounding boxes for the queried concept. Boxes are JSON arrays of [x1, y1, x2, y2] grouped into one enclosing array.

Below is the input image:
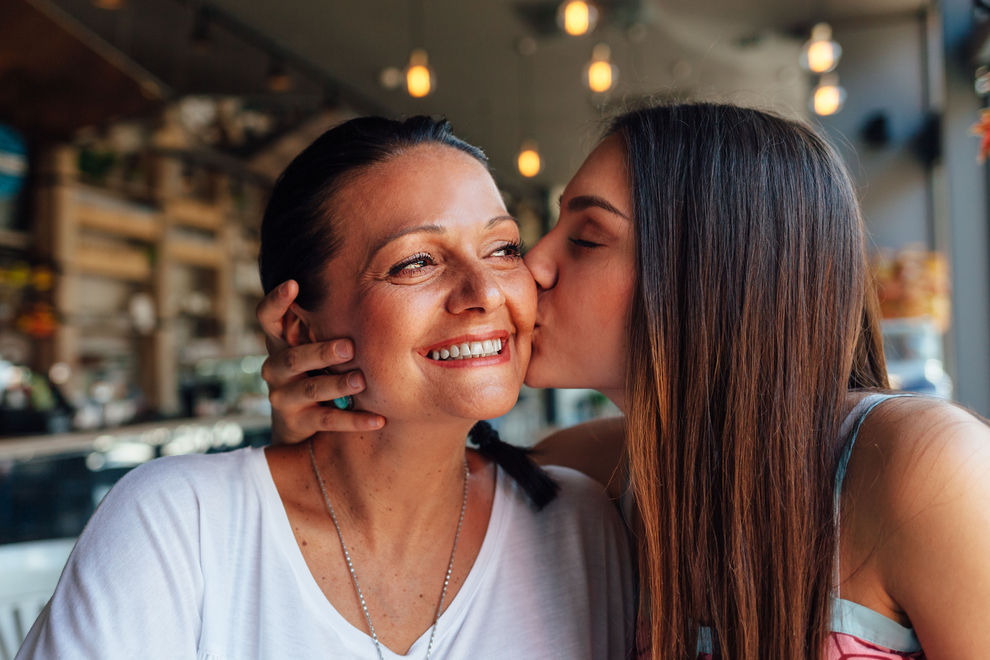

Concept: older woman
[[17, 117, 634, 659]]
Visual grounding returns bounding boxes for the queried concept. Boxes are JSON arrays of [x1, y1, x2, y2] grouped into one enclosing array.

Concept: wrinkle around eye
[[388, 265, 438, 282], [387, 252, 435, 278]]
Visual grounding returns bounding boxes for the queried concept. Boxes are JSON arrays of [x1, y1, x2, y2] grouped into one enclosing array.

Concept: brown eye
[[491, 241, 524, 258], [389, 253, 435, 276]]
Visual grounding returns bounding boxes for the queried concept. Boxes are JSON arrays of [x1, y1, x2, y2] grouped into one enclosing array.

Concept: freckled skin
[[296, 144, 535, 427]]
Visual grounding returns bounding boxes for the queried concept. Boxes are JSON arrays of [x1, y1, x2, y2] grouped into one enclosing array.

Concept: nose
[[446, 261, 506, 315], [523, 234, 557, 291]]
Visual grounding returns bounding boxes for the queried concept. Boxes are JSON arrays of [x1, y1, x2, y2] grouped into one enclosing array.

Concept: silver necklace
[[308, 440, 469, 660]]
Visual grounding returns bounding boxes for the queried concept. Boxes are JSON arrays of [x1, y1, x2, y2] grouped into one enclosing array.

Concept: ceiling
[[40, 0, 929, 193], [0, 0, 163, 138]]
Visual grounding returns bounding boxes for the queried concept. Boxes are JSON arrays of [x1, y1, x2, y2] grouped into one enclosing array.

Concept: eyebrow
[[561, 194, 631, 221], [369, 215, 518, 257]]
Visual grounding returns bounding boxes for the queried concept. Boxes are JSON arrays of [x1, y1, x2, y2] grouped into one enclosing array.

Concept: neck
[[310, 417, 476, 545]]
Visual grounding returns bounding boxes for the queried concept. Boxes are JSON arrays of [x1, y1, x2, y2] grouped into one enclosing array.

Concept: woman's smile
[[421, 331, 511, 367]]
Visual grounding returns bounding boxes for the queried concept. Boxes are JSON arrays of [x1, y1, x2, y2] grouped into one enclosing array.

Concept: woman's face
[[523, 134, 637, 408], [298, 144, 535, 424]]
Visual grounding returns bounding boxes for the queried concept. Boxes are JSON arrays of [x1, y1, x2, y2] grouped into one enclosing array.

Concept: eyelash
[[493, 240, 524, 258], [388, 252, 434, 277], [569, 237, 602, 249], [387, 241, 524, 277]]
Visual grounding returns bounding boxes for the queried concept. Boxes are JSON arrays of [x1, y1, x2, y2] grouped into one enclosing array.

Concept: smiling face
[[523, 134, 637, 408], [295, 144, 535, 424]]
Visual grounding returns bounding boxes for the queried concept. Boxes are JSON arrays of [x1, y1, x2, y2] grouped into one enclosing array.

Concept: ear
[[283, 303, 319, 347]]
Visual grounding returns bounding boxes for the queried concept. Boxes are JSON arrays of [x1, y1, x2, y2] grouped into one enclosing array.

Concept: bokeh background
[[0, 0, 988, 650]]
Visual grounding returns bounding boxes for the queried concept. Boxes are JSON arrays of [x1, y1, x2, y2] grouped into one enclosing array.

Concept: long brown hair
[[615, 103, 888, 658]]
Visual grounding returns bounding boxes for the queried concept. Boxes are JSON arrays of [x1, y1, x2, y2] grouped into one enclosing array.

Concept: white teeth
[[429, 338, 505, 360]]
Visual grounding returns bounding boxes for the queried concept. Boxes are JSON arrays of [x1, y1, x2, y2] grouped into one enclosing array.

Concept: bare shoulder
[[858, 396, 990, 491], [853, 396, 990, 526], [532, 416, 627, 500], [853, 396, 990, 656]]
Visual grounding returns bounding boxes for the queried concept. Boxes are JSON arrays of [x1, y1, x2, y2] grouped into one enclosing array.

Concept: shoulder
[[530, 465, 628, 535], [848, 395, 990, 530], [854, 396, 990, 507], [15, 455, 253, 659], [849, 396, 990, 653], [110, 446, 258, 498], [544, 464, 615, 501], [533, 416, 626, 500], [88, 447, 262, 536]]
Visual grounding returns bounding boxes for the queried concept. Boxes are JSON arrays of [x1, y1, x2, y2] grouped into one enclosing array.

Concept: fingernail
[[278, 281, 289, 296], [335, 341, 353, 360], [363, 416, 385, 429], [347, 371, 364, 389]]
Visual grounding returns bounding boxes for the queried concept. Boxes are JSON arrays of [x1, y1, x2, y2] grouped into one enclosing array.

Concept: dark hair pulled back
[[469, 421, 559, 509], [259, 115, 486, 309], [259, 115, 557, 508]]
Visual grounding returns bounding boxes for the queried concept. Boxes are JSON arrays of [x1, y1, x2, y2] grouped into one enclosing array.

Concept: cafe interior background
[[0, 0, 988, 650]]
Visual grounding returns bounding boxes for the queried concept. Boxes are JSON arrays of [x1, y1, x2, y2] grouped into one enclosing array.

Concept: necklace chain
[[308, 440, 470, 660]]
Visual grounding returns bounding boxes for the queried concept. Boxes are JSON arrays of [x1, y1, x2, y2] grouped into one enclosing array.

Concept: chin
[[465, 392, 521, 422], [523, 357, 557, 389]]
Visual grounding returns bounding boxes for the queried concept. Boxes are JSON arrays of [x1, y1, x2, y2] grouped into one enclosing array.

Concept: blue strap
[[831, 596, 922, 652], [832, 393, 914, 592]]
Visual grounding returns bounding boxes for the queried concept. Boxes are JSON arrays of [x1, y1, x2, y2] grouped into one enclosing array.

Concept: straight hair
[[614, 103, 888, 658]]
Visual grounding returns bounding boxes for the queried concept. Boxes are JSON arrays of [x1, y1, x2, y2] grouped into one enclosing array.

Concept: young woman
[[258, 103, 990, 658], [18, 117, 634, 659]]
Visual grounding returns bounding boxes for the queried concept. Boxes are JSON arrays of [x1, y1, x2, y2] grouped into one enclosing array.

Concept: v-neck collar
[[250, 446, 508, 658]]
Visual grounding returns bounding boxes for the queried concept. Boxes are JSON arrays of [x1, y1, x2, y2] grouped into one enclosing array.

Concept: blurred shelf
[[76, 198, 161, 241], [166, 237, 223, 268], [74, 243, 151, 281], [29, 143, 268, 418], [166, 198, 223, 231]]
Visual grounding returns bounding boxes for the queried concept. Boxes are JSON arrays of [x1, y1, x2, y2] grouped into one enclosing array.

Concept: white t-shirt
[[18, 447, 634, 659]]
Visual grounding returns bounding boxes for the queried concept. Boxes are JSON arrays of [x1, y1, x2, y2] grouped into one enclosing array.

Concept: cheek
[[340, 292, 421, 374], [570, 262, 634, 377], [505, 269, 537, 331]]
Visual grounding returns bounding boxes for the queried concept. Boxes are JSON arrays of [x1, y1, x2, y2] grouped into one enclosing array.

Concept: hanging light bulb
[[800, 23, 842, 74], [585, 44, 617, 93], [91, 0, 125, 8], [557, 1, 599, 36], [406, 49, 435, 98], [811, 74, 846, 116], [517, 140, 543, 178]]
